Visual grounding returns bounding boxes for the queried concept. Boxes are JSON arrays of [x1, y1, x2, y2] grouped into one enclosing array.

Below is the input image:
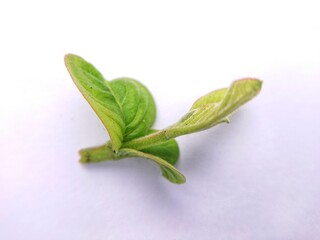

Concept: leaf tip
[[252, 78, 263, 92], [233, 78, 263, 99], [64, 53, 72, 62], [162, 170, 186, 184], [64, 53, 80, 65], [178, 177, 186, 184], [245, 77, 263, 90]]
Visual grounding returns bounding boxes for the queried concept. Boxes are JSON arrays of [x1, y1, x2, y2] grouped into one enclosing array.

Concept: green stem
[[79, 143, 118, 163], [122, 129, 171, 150]]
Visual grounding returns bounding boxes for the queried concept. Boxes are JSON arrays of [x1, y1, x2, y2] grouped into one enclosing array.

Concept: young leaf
[[118, 148, 185, 184], [110, 78, 156, 141], [165, 78, 262, 138], [123, 78, 262, 150], [191, 88, 227, 109], [140, 130, 180, 166], [65, 54, 156, 151]]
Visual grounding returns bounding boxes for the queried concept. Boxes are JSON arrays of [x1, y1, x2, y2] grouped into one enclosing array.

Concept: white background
[[1, 0, 320, 239]]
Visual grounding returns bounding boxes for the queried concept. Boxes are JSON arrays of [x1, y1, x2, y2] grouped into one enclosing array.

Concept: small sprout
[[65, 54, 262, 184]]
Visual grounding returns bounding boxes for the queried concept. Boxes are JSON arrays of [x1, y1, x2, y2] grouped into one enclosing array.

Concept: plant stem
[[122, 129, 171, 150], [79, 143, 118, 163]]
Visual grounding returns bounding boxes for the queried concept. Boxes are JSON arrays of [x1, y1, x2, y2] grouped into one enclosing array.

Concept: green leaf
[[218, 78, 262, 115], [191, 88, 227, 109], [140, 130, 180, 165], [110, 78, 156, 141], [164, 78, 262, 138], [118, 148, 186, 184], [65, 54, 156, 151]]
